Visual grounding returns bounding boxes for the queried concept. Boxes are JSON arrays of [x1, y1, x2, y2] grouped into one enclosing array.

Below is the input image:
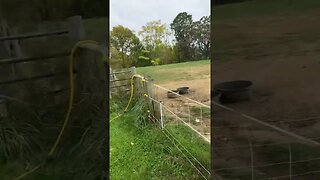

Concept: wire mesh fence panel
[[141, 80, 211, 179], [149, 82, 211, 143], [212, 101, 320, 180]]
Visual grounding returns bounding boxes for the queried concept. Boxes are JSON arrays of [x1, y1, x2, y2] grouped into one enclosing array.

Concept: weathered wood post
[[145, 78, 158, 120], [130, 66, 136, 75], [67, 43, 107, 148], [67, 16, 85, 41], [73, 43, 107, 115], [0, 19, 11, 58]]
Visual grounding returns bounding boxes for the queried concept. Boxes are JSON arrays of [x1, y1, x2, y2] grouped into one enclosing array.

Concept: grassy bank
[[110, 101, 210, 179]]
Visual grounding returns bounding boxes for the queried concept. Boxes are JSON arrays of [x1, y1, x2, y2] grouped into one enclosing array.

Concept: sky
[[110, 0, 210, 34]]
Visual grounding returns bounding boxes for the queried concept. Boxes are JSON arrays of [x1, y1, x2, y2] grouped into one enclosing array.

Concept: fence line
[[161, 125, 209, 180], [213, 99, 320, 179], [214, 156, 320, 172], [213, 137, 320, 150], [258, 169, 320, 180], [134, 76, 211, 179], [163, 105, 210, 143], [148, 96, 210, 174], [150, 104, 210, 179], [109, 67, 135, 94], [0, 30, 68, 41], [213, 101, 320, 146]]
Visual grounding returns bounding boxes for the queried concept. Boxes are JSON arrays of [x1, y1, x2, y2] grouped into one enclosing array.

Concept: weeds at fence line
[[0, 94, 106, 179]]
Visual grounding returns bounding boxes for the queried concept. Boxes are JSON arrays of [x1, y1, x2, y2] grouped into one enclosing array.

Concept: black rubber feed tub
[[214, 80, 253, 103], [177, 87, 189, 94]]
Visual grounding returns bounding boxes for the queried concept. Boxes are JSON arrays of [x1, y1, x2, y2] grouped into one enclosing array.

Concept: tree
[[110, 25, 140, 68], [193, 15, 210, 59], [138, 20, 171, 50], [170, 12, 196, 61]]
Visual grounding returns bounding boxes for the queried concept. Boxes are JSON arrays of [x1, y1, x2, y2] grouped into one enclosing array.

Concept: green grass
[[190, 106, 211, 119], [213, 0, 320, 21], [110, 106, 210, 179], [166, 125, 210, 168], [137, 60, 210, 84]]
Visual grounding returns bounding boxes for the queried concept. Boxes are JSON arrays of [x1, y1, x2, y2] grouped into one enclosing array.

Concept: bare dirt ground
[[153, 78, 211, 142], [159, 78, 211, 105], [213, 8, 320, 179]]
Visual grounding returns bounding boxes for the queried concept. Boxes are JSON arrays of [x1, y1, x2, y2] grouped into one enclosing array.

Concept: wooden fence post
[[0, 19, 10, 57], [67, 16, 85, 41], [146, 79, 157, 119], [130, 66, 136, 75], [70, 43, 107, 142]]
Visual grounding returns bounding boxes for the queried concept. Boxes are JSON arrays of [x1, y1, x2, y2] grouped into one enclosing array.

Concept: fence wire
[[149, 99, 211, 179], [212, 101, 320, 179], [145, 80, 211, 179], [110, 73, 211, 179]]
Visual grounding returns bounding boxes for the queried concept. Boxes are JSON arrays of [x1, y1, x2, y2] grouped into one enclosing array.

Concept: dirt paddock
[[212, 54, 320, 179], [152, 78, 211, 141], [213, 55, 320, 136]]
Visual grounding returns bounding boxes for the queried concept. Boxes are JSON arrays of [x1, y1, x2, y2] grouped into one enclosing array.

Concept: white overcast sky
[[110, 0, 210, 34]]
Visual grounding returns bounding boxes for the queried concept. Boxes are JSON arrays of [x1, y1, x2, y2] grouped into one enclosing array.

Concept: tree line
[[110, 12, 210, 68]]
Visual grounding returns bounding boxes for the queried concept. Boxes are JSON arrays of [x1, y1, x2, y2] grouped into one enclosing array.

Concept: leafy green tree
[[170, 12, 196, 61], [138, 20, 171, 50], [193, 15, 210, 59], [152, 43, 176, 64], [137, 20, 176, 66], [110, 25, 140, 68]]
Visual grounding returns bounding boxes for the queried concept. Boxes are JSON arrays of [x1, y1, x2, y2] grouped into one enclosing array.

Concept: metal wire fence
[[144, 81, 211, 179], [212, 101, 320, 179]]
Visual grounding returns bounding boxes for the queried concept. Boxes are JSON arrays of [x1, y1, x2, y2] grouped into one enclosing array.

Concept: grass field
[[110, 100, 210, 179], [137, 60, 210, 84]]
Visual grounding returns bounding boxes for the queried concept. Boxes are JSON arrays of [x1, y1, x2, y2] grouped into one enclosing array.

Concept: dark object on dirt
[[167, 90, 180, 98], [214, 80, 252, 103], [177, 87, 189, 94]]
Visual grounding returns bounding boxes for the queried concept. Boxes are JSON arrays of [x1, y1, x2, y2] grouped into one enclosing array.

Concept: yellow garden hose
[[48, 40, 99, 156], [14, 40, 99, 180], [110, 74, 145, 123], [15, 39, 143, 179]]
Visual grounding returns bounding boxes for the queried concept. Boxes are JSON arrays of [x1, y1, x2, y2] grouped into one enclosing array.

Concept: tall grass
[[0, 94, 106, 179], [0, 116, 41, 162]]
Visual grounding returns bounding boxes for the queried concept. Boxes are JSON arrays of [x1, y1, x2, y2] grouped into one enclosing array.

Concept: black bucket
[[214, 80, 252, 103], [177, 87, 189, 94]]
